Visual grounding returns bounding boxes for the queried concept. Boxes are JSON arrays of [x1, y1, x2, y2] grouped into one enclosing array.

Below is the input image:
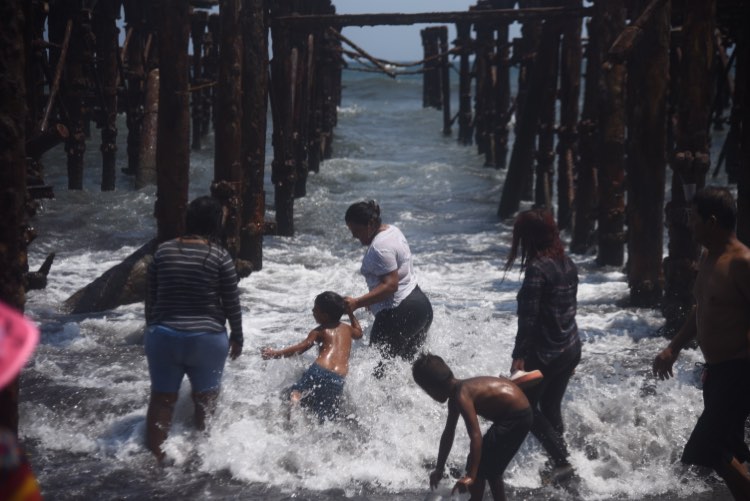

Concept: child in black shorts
[[413, 354, 532, 501]]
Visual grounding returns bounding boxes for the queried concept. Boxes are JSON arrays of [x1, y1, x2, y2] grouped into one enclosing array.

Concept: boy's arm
[[348, 311, 363, 340], [453, 394, 483, 492], [261, 329, 318, 359], [429, 401, 459, 489]]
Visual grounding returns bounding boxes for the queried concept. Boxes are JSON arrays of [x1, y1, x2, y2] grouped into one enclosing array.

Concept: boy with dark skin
[[653, 187, 750, 500], [413, 354, 532, 501], [262, 292, 362, 419]]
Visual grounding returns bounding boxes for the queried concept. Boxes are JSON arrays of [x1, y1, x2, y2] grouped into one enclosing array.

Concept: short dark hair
[[315, 291, 346, 321], [693, 186, 736, 230], [412, 353, 454, 389], [345, 200, 382, 226]]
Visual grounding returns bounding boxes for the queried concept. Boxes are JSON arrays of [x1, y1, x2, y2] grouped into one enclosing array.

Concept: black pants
[[370, 285, 433, 361], [523, 339, 581, 466]]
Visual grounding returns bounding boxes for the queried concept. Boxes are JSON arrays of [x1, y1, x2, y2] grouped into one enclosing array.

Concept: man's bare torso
[[694, 241, 750, 364]]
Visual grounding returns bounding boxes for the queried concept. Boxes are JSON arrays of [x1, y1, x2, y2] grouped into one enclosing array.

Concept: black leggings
[[523, 340, 581, 466], [370, 285, 433, 361]]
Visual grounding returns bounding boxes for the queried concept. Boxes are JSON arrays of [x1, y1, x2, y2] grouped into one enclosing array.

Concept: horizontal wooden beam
[[274, 6, 594, 29]]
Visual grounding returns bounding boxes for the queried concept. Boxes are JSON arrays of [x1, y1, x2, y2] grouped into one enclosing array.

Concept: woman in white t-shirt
[[343, 201, 433, 368]]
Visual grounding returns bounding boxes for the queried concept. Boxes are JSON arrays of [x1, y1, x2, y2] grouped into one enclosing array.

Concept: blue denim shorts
[[290, 363, 345, 420], [145, 324, 229, 393]]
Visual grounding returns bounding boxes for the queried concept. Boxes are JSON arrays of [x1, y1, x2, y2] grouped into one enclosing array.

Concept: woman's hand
[[229, 340, 242, 360], [344, 296, 359, 313], [429, 467, 444, 490], [511, 358, 525, 374]]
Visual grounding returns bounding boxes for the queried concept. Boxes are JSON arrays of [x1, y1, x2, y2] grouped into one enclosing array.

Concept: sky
[[333, 0, 520, 61]]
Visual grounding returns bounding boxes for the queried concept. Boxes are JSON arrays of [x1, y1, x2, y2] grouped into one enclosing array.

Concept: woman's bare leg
[[146, 391, 178, 462]]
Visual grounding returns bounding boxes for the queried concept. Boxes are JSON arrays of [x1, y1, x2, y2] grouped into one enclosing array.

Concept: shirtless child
[[261, 291, 362, 420], [413, 354, 532, 501], [653, 187, 750, 500]]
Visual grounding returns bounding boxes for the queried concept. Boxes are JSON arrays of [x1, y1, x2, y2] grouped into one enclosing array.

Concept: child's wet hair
[[314, 291, 346, 321], [412, 353, 454, 388], [345, 200, 382, 226]]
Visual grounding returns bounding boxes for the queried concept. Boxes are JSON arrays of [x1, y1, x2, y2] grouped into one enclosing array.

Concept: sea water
[[21, 70, 735, 500]]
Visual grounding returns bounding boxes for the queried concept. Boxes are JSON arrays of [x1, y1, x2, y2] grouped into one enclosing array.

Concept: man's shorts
[[471, 407, 533, 480], [289, 362, 345, 420], [682, 358, 750, 468], [145, 324, 229, 393]]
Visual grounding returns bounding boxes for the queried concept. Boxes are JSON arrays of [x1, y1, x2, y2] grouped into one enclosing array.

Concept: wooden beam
[[274, 6, 594, 29]]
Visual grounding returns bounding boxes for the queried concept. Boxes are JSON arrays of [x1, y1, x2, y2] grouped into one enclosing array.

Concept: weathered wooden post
[[0, 0, 28, 434], [456, 21, 473, 145], [662, 0, 715, 335], [270, 0, 297, 236], [155, 0, 190, 242], [556, 0, 582, 230], [421, 26, 442, 110], [492, 0, 514, 169], [320, 15, 342, 159], [190, 10, 208, 151], [204, 14, 220, 136], [596, 0, 626, 266], [213, 0, 243, 257], [94, 0, 120, 191], [737, 18, 750, 244], [616, 0, 670, 306], [123, 0, 147, 178], [439, 26, 451, 136], [535, 11, 562, 211], [570, 3, 602, 253], [498, 14, 558, 219], [240, 0, 269, 271], [473, 8, 493, 162]]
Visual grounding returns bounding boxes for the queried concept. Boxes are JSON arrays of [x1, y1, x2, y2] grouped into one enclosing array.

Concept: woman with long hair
[[144, 196, 243, 462], [344, 201, 433, 372], [505, 208, 580, 482]]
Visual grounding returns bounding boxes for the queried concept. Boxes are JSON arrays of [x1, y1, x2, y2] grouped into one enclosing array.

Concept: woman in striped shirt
[[145, 196, 243, 463]]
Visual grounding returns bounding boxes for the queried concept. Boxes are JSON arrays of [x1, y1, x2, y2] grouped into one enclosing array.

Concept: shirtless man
[[653, 187, 750, 500], [413, 354, 532, 501], [261, 291, 362, 421]]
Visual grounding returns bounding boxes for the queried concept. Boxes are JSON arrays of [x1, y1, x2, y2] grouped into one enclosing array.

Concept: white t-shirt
[[360, 225, 418, 315]]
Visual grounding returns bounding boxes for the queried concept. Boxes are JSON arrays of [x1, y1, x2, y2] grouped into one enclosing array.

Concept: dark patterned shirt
[[512, 255, 579, 363], [147, 239, 243, 345]]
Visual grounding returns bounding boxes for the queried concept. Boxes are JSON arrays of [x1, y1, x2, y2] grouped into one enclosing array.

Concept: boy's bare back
[[313, 318, 362, 377], [450, 376, 530, 422]]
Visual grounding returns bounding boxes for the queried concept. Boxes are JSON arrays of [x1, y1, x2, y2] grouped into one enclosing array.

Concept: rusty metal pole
[[556, 0, 582, 231], [213, 0, 243, 258], [190, 10, 208, 151], [240, 0, 269, 271], [94, 0, 120, 191], [625, 0, 670, 307], [570, 4, 602, 253], [155, 0, 190, 242], [596, 0, 626, 266], [456, 21, 473, 145], [662, 0, 715, 335]]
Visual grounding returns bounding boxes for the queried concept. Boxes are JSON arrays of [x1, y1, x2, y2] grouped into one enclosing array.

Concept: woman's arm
[[512, 263, 544, 360], [346, 270, 399, 311]]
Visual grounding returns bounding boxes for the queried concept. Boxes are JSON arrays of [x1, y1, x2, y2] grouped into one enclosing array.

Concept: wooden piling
[[492, 0, 514, 168], [213, 0, 243, 257], [136, 67, 159, 189], [626, 0, 670, 307], [456, 21, 473, 145], [737, 18, 750, 245], [570, 3, 602, 254], [123, 1, 146, 178], [439, 26, 451, 136], [240, 0, 270, 271], [0, 0, 28, 434], [320, 14, 342, 159], [190, 10, 208, 151], [94, 0, 120, 191], [596, 0, 626, 267], [155, 0, 190, 242], [662, 0, 715, 335], [473, 10, 493, 161], [556, 0, 582, 231], [204, 14, 220, 137], [421, 27, 442, 109]]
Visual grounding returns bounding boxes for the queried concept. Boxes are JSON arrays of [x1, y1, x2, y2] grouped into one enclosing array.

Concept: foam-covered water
[[21, 71, 734, 499]]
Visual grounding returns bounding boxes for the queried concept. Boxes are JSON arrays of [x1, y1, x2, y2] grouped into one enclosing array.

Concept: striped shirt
[[512, 255, 578, 363], [146, 239, 243, 344]]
